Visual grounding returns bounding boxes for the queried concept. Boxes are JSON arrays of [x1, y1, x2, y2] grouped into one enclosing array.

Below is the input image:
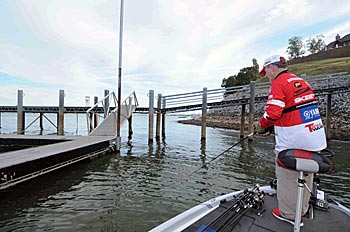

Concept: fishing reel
[[245, 184, 265, 210]]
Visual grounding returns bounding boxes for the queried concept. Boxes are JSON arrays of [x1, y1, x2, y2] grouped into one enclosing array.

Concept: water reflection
[[0, 115, 349, 231]]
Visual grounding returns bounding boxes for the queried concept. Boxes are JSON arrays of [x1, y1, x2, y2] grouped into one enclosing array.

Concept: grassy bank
[[288, 57, 350, 76], [256, 57, 350, 82]]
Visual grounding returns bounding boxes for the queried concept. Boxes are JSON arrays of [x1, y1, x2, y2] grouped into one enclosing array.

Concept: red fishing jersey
[[259, 71, 327, 152]]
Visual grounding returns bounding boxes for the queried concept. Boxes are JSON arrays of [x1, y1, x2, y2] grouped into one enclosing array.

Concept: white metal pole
[[116, 0, 124, 152]]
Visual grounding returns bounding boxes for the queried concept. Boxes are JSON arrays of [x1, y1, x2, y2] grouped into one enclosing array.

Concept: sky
[[1, 0, 350, 107]]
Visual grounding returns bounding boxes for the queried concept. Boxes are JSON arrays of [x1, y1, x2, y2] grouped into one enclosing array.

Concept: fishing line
[[191, 132, 254, 175]]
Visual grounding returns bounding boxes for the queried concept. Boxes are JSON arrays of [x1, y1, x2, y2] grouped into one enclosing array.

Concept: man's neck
[[274, 69, 288, 80]]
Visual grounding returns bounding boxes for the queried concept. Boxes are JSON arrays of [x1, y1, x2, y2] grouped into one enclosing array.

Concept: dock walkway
[[0, 134, 114, 189]]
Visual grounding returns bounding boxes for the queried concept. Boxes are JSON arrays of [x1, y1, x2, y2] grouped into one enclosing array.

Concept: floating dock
[[0, 134, 114, 190]]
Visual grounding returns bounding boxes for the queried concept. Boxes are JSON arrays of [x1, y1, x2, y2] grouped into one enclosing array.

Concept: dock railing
[[155, 72, 349, 141], [86, 91, 118, 134], [160, 72, 349, 112], [87, 91, 138, 136]]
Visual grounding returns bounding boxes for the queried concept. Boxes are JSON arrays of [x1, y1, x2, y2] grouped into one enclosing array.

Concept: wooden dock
[[0, 134, 114, 190]]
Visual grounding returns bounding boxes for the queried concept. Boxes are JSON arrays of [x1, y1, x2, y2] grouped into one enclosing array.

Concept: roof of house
[[326, 33, 350, 48], [339, 33, 350, 42]]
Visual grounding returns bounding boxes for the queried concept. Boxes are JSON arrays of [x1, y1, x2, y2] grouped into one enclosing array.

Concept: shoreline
[[178, 115, 350, 141], [178, 116, 246, 131]]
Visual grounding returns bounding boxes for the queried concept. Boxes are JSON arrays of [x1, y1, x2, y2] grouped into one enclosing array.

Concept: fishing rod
[[191, 132, 254, 175], [201, 184, 264, 232]]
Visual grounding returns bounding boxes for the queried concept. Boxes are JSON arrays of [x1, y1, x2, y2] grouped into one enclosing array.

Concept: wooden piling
[[201, 87, 207, 142], [326, 93, 332, 140], [128, 115, 133, 140], [94, 96, 98, 128], [104, 90, 109, 118], [148, 90, 154, 144], [156, 94, 161, 141], [39, 113, 44, 135], [57, 90, 64, 136], [128, 96, 133, 139], [17, 90, 25, 135], [248, 81, 255, 141], [161, 97, 166, 139], [240, 104, 246, 138]]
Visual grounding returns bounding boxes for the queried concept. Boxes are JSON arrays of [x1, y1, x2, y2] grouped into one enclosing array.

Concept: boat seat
[[277, 149, 332, 174], [276, 149, 332, 232]]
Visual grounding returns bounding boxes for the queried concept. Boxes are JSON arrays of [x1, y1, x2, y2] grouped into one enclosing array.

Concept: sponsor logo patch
[[295, 93, 315, 103], [299, 105, 321, 123], [294, 82, 302, 88], [305, 122, 324, 133]]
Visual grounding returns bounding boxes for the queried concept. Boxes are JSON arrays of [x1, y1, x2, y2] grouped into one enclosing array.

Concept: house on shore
[[325, 33, 350, 50]]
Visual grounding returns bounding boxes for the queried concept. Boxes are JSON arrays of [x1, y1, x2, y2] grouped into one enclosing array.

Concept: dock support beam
[[326, 93, 332, 140], [162, 96, 166, 139], [148, 90, 154, 144], [240, 104, 246, 138], [39, 113, 44, 135], [57, 90, 64, 135], [128, 115, 133, 140], [17, 90, 25, 135], [94, 96, 98, 129], [104, 90, 109, 118], [128, 96, 133, 140], [156, 94, 162, 141], [201, 87, 207, 142], [248, 81, 255, 141]]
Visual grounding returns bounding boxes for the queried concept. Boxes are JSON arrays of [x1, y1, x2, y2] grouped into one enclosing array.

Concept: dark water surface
[[0, 114, 349, 231]]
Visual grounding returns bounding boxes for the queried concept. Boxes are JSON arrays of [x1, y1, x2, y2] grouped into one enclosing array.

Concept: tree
[[306, 34, 326, 54], [221, 75, 237, 88], [286, 36, 305, 59], [235, 67, 259, 85], [221, 58, 260, 89]]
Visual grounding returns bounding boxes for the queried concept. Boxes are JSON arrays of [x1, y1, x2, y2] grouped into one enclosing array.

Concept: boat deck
[[233, 193, 350, 232], [170, 185, 350, 232]]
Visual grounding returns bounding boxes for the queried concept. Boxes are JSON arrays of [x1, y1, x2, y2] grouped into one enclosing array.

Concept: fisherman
[[254, 54, 327, 225]]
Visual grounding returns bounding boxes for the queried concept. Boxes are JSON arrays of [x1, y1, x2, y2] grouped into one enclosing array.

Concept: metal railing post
[[148, 90, 154, 144], [326, 75, 332, 140], [156, 94, 162, 141], [162, 97, 166, 139], [201, 87, 207, 142], [93, 96, 98, 129], [240, 104, 246, 138], [57, 90, 65, 135], [248, 81, 255, 141], [17, 90, 25, 135], [128, 96, 133, 140], [104, 90, 109, 118], [39, 113, 44, 135]]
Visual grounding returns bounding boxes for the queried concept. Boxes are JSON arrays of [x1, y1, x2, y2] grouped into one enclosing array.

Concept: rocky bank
[[178, 91, 350, 141]]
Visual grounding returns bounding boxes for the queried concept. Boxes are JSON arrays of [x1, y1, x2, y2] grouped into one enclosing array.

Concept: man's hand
[[254, 122, 266, 134], [254, 122, 274, 136]]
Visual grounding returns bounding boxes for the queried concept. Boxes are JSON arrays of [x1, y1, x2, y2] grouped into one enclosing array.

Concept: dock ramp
[[87, 92, 138, 136]]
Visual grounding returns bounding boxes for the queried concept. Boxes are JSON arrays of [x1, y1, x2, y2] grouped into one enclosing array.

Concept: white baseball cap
[[259, 55, 287, 75]]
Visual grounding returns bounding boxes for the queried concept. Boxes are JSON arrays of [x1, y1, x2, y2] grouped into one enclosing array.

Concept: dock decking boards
[[0, 135, 114, 189]]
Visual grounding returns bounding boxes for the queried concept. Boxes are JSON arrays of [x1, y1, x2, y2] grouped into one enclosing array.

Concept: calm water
[[0, 113, 349, 231]]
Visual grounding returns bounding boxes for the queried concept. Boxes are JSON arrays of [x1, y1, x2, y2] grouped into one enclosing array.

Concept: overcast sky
[[1, 0, 350, 107]]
